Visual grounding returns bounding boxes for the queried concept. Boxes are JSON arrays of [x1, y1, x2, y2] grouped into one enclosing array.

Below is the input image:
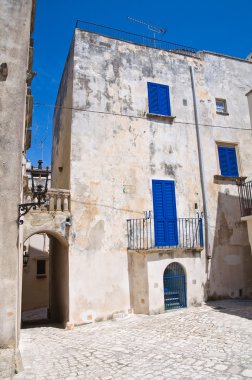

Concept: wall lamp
[[18, 160, 51, 225], [23, 251, 29, 267]]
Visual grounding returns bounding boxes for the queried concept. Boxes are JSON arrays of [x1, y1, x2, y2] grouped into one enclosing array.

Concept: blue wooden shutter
[[218, 147, 229, 176], [199, 218, 204, 247], [227, 147, 238, 177], [163, 181, 178, 245], [148, 83, 171, 116], [152, 180, 178, 247], [152, 181, 166, 245], [218, 146, 238, 177], [158, 85, 171, 116], [148, 83, 159, 114]]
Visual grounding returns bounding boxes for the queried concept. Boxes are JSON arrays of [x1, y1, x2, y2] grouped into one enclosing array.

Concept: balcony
[[24, 188, 70, 212], [22, 188, 71, 244], [127, 213, 204, 251], [237, 180, 252, 217]]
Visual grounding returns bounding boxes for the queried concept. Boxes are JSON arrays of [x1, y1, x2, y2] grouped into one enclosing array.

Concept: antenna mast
[[128, 16, 166, 42]]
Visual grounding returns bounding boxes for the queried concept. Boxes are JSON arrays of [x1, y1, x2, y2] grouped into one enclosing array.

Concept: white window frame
[[216, 98, 227, 114]]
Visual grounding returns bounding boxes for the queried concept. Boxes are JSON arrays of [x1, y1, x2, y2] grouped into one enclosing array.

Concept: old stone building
[[0, 0, 36, 347], [51, 22, 252, 326]]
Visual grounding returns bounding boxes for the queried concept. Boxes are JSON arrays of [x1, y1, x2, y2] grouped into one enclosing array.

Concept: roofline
[[75, 24, 251, 64], [246, 89, 252, 96], [75, 24, 199, 59], [201, 50, 252, 64]]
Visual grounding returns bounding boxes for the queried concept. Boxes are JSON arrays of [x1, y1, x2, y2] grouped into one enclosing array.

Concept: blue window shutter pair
[[152, 180, 178, 247], [218, 146, 239, 177], [148, 82, 171, 116]]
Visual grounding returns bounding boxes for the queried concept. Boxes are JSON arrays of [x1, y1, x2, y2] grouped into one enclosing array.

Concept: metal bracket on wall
[[17, 202, 44, 225]]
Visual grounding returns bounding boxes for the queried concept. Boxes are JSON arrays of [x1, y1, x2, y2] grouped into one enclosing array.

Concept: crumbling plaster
[[247, 91, 252, 131]]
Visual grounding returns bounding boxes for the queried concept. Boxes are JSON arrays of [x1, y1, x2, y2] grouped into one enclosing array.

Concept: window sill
[[216, 111, 229, 116], [36, 274, 47, 279], [146, 113, 176, 122], [214, 175, 246, 184]]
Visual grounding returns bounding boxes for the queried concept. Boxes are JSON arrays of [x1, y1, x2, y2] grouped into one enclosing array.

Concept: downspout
[[190, 66, 211, 259]]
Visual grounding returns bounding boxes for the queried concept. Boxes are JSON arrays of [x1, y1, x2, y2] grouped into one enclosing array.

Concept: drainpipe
[[190, 66, 211, 259]]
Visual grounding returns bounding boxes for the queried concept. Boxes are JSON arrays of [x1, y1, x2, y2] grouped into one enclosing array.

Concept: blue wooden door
[[152, 180, 178, 247]]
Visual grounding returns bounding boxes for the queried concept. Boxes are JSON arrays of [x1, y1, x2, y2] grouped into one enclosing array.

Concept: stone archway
[[21, 230, 69, 326]]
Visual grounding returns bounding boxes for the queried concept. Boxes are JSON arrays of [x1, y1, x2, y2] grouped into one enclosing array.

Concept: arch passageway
[[21, 231, 69, 326]]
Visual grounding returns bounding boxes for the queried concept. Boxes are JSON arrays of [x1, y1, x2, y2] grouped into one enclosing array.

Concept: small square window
[[217, 144, 239, 177], [37, 260, 46, 276], [216, 99, 227, 113]]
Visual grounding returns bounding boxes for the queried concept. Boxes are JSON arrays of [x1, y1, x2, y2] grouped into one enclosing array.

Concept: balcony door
[[152, 180, 178, 247]]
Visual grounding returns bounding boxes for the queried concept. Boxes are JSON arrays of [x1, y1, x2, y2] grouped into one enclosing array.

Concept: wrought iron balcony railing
[[127, 213, 204, 250], [238, 180, 252, 217], [75, 20, 198, 58]]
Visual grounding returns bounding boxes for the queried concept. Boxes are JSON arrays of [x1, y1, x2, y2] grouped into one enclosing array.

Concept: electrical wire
[[33, 102, 252, 132]]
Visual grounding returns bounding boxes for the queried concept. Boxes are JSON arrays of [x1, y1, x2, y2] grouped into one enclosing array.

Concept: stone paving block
[[242, 369, 252, 378]]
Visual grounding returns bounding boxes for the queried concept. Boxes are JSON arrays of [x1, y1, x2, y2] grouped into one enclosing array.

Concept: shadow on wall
[[205, 191, 252, 302], [49, 235, 69, 325]]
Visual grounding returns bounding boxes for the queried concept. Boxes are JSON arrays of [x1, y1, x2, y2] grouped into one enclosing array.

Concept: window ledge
[[214, 175, 246, 184], [146, 113, 176, 122], [36, 274, 47, 278], [128, 247, 203, 254], [216, 111, 229, 116]]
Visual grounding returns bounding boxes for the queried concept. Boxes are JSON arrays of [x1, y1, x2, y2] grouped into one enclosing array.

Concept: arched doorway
[[163, 262, 186, 310], [21, 231, 69, 326], [22, 233, 49, 323]]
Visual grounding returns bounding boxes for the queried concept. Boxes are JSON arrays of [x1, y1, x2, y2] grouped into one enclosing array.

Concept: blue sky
[[29, 0, 252, 166]]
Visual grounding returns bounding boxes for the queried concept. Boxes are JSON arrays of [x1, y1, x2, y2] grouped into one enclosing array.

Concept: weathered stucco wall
[[242, 216, 252, 253], [247, 90, 252, 129], [52, 29, 252, 324], [128, 250, 202, 314], [147, 252, 203, 313], [0, 0, 34, 347], [128, 251, 149, 314], [51, 42, 74, 190], [68, 30, 205, 323], [198, 53, 252, 298]]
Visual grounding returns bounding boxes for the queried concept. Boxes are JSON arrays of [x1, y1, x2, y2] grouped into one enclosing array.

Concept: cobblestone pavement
[[0, 348, 15, 380], [14, 300, 252, 380]]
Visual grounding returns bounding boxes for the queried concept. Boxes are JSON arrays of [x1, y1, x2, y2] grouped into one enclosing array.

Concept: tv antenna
[[128, 17, 166, 41]]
